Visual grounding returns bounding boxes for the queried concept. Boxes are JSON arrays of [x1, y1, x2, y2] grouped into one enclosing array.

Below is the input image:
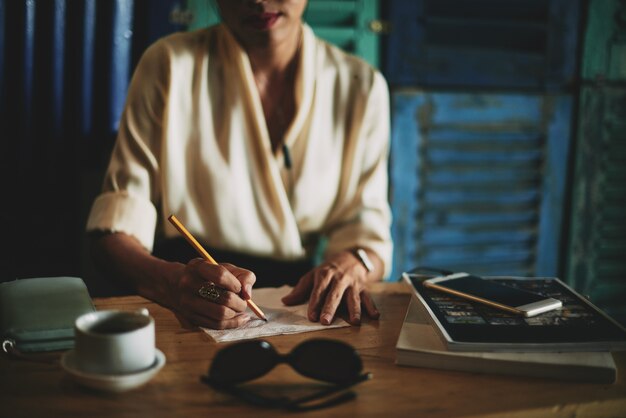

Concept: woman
[[87, 0, 392, 329]]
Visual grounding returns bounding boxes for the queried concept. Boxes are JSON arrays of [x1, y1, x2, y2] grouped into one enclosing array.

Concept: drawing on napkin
[[201, 285, 349, 342]]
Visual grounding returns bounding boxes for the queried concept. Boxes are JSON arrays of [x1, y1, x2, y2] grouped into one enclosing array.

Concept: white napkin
[[201, 285, 349, 343]]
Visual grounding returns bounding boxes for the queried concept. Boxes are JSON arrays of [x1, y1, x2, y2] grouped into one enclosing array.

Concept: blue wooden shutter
[[390, 93, 572, 279], [386, 0, 579, 89], [386, 0, 580, 280]]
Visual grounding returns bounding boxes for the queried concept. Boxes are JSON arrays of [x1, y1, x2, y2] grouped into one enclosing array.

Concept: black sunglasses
[[201, 338, 371, 411]]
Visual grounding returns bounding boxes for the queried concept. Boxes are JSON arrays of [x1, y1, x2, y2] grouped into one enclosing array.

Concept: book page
[[201, 286, 349, 342]]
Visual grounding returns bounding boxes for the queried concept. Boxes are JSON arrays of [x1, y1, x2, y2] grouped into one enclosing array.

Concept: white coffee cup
[[74, 309, 155, 375]]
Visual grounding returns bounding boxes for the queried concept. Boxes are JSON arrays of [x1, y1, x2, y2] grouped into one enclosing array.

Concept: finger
[[307, 268, 334, 322], [345, 287, 362, 325], [222, 263, 257, 299], [190, 259, 242, 294], [173, 301, 249, 331], [282, 272, 313, 305], [186, 260, 247, 310], [361, 290, 380, 320], [184, 289, 247, 318], [320, 276, 350, 325], [209, 286, 249, 313]]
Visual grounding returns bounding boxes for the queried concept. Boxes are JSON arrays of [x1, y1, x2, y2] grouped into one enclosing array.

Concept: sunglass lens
[[291, 339, 363, 384], [209, 340, 277, 385]]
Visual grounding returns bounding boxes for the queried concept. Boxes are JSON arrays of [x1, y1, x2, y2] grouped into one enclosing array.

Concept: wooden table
[[2, 282, 625, 417]]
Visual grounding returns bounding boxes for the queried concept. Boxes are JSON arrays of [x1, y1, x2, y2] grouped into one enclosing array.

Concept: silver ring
[[2, 339, 15, 354], [198, 283, 222, 302]]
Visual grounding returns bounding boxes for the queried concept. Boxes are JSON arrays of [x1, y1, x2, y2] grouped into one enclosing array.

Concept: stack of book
[[396, 272, 626, 383]]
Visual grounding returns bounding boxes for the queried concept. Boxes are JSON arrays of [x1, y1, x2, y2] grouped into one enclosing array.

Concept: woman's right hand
[[90, 232, 257, 330], [168, 259, 257, 330]]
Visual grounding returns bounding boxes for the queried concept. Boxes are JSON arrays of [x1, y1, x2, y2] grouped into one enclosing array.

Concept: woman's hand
[[90, 232, 258, 330], [169, 260, 257, 330], [281, 250, 381, 325]]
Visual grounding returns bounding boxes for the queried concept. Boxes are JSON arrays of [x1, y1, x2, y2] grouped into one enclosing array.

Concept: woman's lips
[[244, 12, 281, 30]]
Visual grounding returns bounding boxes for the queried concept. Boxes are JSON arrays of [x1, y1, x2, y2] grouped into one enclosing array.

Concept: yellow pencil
[[167, 214, 267, 322]]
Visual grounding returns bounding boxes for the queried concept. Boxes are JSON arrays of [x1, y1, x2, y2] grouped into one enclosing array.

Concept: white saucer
[[61, 349, 166, 392]]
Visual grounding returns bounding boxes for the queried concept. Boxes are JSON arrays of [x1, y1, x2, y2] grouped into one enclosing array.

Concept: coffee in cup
[[74, 309, 155, 375]]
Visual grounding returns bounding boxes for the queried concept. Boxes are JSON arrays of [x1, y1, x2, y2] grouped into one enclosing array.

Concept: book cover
[[396, 298, 617, 383], [402, 271, 626, 352]]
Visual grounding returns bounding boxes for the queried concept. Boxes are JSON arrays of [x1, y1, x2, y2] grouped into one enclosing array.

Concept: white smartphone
[[422, 272, 562, 317]]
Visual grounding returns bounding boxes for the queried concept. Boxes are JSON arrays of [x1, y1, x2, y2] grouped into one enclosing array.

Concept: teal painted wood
[[306, 0, 380, 68], [582, 0, 626, 81], [567, 87, 626, 325], [567, 0, 626, 326], [389, 91, 572, 280], [186, 0, 220, 30]]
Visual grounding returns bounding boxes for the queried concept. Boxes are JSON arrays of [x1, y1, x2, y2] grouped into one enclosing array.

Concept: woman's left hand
[[281, 250, 381, 325]]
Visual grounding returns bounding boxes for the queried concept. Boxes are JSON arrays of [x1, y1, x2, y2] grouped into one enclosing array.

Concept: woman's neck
[[247, 25, 302, 152], [246, 24, 302, 79]]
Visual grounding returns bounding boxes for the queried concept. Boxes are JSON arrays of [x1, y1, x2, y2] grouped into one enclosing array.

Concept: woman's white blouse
[[86, 23, 393, 277]]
